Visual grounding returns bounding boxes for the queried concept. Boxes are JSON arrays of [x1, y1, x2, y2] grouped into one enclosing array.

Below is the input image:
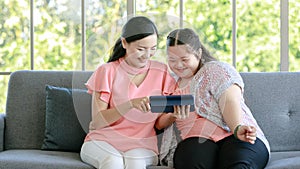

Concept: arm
[[219, 84, 242, 131], [0, 113, 5, 152], [155, 113, 177, 130], [90, 92, 151, 130], [219, 84, 256, 144], [155, 105, 190, 130]]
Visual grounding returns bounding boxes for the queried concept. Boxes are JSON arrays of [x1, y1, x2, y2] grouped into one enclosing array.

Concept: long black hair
[[107, 16, 159, 63], [166, 28, 216, 72]]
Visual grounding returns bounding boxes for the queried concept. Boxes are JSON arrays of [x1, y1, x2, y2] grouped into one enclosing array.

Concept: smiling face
[[122, 34, 157, 68], [167, 45, 200, 80]]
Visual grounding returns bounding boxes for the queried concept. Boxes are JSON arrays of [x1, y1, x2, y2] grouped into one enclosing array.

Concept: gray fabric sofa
[[0, 70, 300, 169]]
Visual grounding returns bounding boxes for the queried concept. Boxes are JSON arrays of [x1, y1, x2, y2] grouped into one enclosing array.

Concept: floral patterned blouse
[[160, 61, 270, 167], [190, 61, 270, 153]]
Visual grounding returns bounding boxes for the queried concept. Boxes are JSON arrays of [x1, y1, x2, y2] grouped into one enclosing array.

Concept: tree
[[0, 0, 299, 113]]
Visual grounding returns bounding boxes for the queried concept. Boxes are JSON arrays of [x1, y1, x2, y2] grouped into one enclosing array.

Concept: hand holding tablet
[[149, 95, 195, 113]]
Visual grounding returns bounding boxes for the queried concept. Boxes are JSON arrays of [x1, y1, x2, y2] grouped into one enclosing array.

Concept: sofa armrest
[[0, 113, 5, 152]]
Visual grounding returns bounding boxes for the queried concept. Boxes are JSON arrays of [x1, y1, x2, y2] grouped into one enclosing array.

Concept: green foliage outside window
[[0, 0, 299, 113]]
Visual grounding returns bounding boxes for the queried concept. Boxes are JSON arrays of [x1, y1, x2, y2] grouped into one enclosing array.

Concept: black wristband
[[234, 124, 242, 139]]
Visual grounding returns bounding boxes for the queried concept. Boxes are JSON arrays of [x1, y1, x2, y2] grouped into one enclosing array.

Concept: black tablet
[[149, 94, 195, 113]]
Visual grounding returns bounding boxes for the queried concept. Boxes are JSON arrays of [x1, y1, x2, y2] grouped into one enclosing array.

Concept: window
[[1, 0, 30, 72], [85, 0, 126, 70], [183, 0, 233, 66], [34, 0, 82, 70], [136, 0, 180, 63], [0, 0, 299, 113], [236, 0, 281, 72], [289, 0, 300, 71]]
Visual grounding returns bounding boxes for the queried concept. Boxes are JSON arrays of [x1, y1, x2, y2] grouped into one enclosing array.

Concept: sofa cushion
[[41, 85, 90, 152], [0, 150, 172, 169], [4, 71, 92, 150], [0, 149, 94, 169], [240, 72, 300, 152], [265, 151, 300, 169]]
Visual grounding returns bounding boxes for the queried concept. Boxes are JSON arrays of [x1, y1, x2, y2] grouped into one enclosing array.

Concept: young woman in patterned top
[[160, 28, 270, 169]]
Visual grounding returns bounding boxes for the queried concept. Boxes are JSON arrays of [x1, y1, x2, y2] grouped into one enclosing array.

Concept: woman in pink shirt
[[80, 16, 175, 169], [160, 28, 270, 169]]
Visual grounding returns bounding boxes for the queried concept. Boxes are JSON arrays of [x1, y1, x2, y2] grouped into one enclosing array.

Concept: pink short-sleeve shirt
[[84, 58, 175, 154]]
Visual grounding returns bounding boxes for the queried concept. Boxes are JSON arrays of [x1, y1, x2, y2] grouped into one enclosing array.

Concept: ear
[[121, 37, 127, 49]]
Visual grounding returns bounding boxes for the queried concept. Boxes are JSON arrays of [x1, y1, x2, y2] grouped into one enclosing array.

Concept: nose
[[142, 50, 151, 59], [175, 61, 184, 68]]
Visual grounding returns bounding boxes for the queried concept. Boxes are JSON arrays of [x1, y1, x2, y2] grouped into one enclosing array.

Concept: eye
[[168, 58, 176, 63]]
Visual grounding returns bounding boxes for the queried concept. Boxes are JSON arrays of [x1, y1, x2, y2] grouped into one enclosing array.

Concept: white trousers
[[80, 141, 158, 169]]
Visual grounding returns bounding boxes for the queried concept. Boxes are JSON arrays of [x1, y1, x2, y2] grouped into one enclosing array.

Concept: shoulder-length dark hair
[[166, 28, 216, 72], [107, 16, 159, 63]]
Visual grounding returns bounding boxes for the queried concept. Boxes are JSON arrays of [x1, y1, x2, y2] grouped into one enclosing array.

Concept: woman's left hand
[[236, 125, 257, 144], [173, 105, 190, 119]]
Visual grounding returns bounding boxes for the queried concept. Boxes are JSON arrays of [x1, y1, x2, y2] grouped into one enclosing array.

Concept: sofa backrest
[[5, 70, 93, 150], [240, 72, 300, 152], [5, 70, 300, 152]]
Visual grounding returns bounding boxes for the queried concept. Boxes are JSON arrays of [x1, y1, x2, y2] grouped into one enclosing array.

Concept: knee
[[174, 161, 201, 169], [123, 148, 158, 168], [174, 161, 215, 169], [174, 155, 216, 169], [99, 155, 124, 169], [174, 150, 216, 169], [224, 162, 254, 169]]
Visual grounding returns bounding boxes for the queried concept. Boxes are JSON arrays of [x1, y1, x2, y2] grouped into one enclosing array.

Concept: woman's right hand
[[236, 125, 257, 144], [130, 96, 151, 113]]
